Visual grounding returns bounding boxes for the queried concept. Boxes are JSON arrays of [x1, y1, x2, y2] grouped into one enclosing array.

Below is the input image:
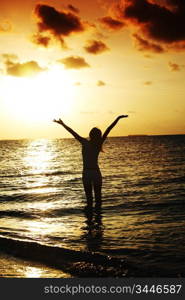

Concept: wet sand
[[0, 252, 71, 278]]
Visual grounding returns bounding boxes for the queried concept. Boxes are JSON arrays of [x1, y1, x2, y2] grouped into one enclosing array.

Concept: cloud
[[114, 0, 185, 52], [0, 20, 12, 33], [67, 4, 79, 14], [108, 110, 114, 114], [34, 4, 86, 46], [133, 33, 164, 53], [4, 59, 46, 77], [144, 81, 152, 85], [97, 80, 106, 86], [80, 111, 97, 114], [32, 33, 51, 47], [58, 56, 90, 69], [84, 40, 109, 54], [144, 54, 153, 58], [99, 16, 125, 30], [1, 53, 18, 62], [168, 61, 184, 72], [74, 81, 81, 86], [127, 110, 136, 114]]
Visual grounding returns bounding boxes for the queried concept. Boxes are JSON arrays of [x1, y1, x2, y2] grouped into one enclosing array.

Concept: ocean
[[0, 135, 185, 277]]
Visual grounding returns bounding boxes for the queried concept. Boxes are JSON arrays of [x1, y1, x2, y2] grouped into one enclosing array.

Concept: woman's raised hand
[[53, 118, 64, 125], [118, 115, 128, 119]]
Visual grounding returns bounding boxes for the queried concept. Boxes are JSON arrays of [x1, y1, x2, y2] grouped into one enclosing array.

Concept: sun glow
[[1, 66, 75, 123]]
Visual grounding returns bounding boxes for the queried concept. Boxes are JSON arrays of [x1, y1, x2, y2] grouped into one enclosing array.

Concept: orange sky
[[0, 0, 185, 139]]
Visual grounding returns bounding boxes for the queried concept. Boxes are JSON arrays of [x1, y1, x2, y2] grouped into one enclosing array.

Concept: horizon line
[[0, 133, 185, 141]]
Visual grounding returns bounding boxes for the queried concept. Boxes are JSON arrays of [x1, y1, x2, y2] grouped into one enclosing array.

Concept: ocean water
[[0, 135, 185, 277]]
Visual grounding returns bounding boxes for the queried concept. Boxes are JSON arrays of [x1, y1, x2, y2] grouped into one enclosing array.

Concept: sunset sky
[[0, 0, 185, 139]]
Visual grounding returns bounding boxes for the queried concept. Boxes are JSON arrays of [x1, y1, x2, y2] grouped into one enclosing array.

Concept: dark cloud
[[116, 0, 185, 51], [144, 81, 152, 85], [144, 54, 153, 58], [34, 4, 86, 46], [97, 80, 106, 86], [99, 16, 125, 30], [168, 61, 182, 71], [32, 33, 51, 47], [4, 59, 46, 77], [67, 4, 80, 14], [133, 33, 164, 53], [84, 40, 109, 54], [58, 56, 90, 69]]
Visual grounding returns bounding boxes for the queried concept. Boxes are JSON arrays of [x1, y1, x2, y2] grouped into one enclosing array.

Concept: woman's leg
[[82, 172, 93, 207], [93, 170, 102, 209]]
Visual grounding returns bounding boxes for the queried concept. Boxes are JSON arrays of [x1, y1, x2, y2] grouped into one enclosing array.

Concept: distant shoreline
[[128, 134, 148, 137]]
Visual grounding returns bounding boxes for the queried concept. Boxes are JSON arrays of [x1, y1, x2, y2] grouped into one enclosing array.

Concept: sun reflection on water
[[24, 265, 70, 278], [21, 139, 68, 240], [24, 139, 54, 174], [23, 139, 58, 191], [24, 266, 44, 278]]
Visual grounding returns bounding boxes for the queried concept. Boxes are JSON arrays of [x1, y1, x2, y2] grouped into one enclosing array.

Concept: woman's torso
[[81, 140, 101, 170]]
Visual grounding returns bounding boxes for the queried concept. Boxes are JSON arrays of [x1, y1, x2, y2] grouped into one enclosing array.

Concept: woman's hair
[[89, 127, 103, 151]]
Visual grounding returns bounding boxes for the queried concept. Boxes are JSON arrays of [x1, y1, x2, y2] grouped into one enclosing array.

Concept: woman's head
[[89, 127, 102, 141], [89, 127, 103, 151]]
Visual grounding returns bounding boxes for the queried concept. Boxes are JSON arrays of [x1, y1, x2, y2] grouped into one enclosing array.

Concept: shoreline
[[0, 236, 128, 277], [0, 252, 71, 278], [1, 237, 184, 277]]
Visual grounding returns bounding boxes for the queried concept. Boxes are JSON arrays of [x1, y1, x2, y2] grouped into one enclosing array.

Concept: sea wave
[[0, 170, 73, 179], [0, 210, 37, 219]]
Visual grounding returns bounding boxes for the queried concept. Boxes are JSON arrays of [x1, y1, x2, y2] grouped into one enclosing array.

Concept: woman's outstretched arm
[[102, 115, 128, 142], [53, 119, 85, 143]]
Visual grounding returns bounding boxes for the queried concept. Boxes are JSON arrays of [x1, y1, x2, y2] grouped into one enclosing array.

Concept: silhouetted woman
[[53, 115, 128, 209]]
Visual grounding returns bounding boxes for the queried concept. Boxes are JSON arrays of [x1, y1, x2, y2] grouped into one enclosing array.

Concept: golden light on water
[[0, 256, 70, 278], [24, 266, 70, 278], [26, 201, 56, 211], [24, 139, 53, 175], [19, 139, 78, 240], [24, 266, 44, 278], [23, 140, 55, 197], [24, 219, 55, 234]]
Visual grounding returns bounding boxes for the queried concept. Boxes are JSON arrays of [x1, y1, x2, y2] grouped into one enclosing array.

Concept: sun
[[1, 66, 75, 124]]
